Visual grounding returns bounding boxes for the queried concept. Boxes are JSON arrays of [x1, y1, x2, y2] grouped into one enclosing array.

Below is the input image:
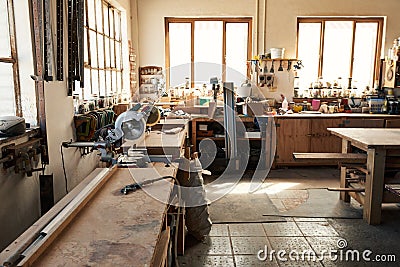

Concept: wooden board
[[293, 153, 367, 163], [0, 168, 105, 266], [32, 164, 176, 266]]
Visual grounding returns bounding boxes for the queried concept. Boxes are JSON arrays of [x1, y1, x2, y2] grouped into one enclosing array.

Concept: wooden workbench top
[[33, 164, 176, 266], [328, 128, 400, 149]]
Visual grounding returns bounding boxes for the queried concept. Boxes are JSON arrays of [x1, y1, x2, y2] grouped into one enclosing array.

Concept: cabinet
[[274, 118, 342, 165], [139, 66, 164, 101]]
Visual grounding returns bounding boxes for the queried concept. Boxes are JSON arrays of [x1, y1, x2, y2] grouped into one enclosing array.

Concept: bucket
[[270, 48, 285, 59]]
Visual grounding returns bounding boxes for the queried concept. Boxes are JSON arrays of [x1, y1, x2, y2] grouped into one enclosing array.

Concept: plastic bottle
[[282, 97, 288, 111]]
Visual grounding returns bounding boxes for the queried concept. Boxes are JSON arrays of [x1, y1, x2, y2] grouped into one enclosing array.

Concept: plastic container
[[311, 99, 320, 111], [270, 48, 285, 59], [282, 97, 288, 111]]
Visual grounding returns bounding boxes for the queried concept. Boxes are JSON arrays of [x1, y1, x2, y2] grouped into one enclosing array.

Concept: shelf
[[196, 137, 261, 141], [249, 58, 298, 62]]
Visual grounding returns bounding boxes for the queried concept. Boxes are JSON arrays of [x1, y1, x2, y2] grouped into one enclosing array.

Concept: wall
[[137, 0, 400, 102], [0, 0, 132, 252]]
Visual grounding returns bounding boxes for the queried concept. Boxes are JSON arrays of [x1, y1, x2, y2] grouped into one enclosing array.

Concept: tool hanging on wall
[[43, 0, 55, 81], [56, 0, 64, 80], [67, 0, 84, 95]]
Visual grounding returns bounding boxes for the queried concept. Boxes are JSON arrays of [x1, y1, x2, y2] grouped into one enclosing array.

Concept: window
[[83, 0, 124, 100], [0, 0, 36, 125], [297, 17, 383, 96], [165, 18, 252, 88]]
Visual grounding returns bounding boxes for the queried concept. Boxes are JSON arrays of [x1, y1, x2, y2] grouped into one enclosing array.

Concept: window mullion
[[349, 21, 356, 80], [318, 21, 325, 78], [190, 20, 194, 88], [7, 0, 22, 116], [222, 21, 226, 82]]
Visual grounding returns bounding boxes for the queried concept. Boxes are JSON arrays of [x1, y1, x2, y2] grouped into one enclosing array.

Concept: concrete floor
[[178, 167, 400, 267]]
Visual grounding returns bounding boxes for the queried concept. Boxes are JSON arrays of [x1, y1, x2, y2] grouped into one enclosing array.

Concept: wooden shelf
[[249, 58, 298, 62]]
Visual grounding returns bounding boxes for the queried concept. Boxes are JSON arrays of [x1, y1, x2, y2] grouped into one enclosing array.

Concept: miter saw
[[62, 103, 160, 164]]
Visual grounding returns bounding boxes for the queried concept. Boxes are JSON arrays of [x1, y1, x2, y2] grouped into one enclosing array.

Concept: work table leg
[[340, 139, 351, 202], [364, 148, 386, 225]]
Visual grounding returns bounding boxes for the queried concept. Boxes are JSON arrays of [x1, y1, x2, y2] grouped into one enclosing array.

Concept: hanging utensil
[[263, 61, 268, 73], [278, 60, 283, 71], [287, 61, 292, 71], [270, 60, 274, 73]]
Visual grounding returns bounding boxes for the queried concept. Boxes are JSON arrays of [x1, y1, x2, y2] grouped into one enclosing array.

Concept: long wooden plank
[[0, 168, 105, 266], [17, 166, 117, 266], [293, 152, 367, 163]]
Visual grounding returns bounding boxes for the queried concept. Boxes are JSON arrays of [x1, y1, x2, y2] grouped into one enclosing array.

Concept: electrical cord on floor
[[60, 144, 68, 194]]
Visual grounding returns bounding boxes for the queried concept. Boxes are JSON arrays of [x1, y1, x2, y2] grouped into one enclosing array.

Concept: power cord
[[60, 144, 68, 194]]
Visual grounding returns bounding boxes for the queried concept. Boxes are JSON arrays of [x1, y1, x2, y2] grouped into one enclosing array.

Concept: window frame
[[165, 17, 252, 89], [296, 17, 384, 85], [1, 0, 22, 116], [83, 0, 124, 100]]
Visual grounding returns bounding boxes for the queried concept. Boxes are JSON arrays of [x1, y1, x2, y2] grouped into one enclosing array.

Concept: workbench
[[123, 119, 188, 160], [0, 163, 177, 266], [328, 128, 400, 225]]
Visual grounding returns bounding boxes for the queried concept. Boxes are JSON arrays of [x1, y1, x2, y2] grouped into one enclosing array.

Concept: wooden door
[[310, 118, 342, 153], [275, 118, 311, 164]]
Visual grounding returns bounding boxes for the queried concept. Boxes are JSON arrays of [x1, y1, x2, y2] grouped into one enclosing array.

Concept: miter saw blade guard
[[111, 109, 146, 142], [0, 116, 26, 137]]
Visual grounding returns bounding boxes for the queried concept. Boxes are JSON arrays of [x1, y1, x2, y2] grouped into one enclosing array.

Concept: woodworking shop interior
[[3, 0, 400, 266]]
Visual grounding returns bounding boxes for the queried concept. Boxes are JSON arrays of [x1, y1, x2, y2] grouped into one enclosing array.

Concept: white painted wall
[[0, 0, 132, 252], [137, 0, 400, 102]]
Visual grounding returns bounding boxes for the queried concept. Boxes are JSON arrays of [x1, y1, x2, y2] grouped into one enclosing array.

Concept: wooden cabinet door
[[310, 118, 342, 153], [275, 118, 311, 164], [343, 118, 385, 128]]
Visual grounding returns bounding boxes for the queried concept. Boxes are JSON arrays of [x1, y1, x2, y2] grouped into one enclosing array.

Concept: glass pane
[[83, 68, 91, 99], [115, 42, 121, 69], [297, 23, 321, 92], [97, 34, 104, 68], [87, 0, 96, 29], [89, 30, 98, 67], [352, 22, 378, 91], [110, 40, 115, 68], [91, 70, 99, 97], [0, 63, 16, 116], [106, 70, 111, 95], [169, 23, 191, 88], [226, 23, 248, 86], [0, 0, 11, 58], [109, 9, 114, 39], [194, 21, 223, 86], [105, 37, 110, 68], [322, 21, 353, 83], [117, 72, 121, 91], [84, 28, 88, 63], [115, 11, 121, 41], [103, 3, 109, 36], [99, 69, 105, 96], [95, 0, 103, 32], [84, 68, 91, 96], [112, 71, 117, 94]]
